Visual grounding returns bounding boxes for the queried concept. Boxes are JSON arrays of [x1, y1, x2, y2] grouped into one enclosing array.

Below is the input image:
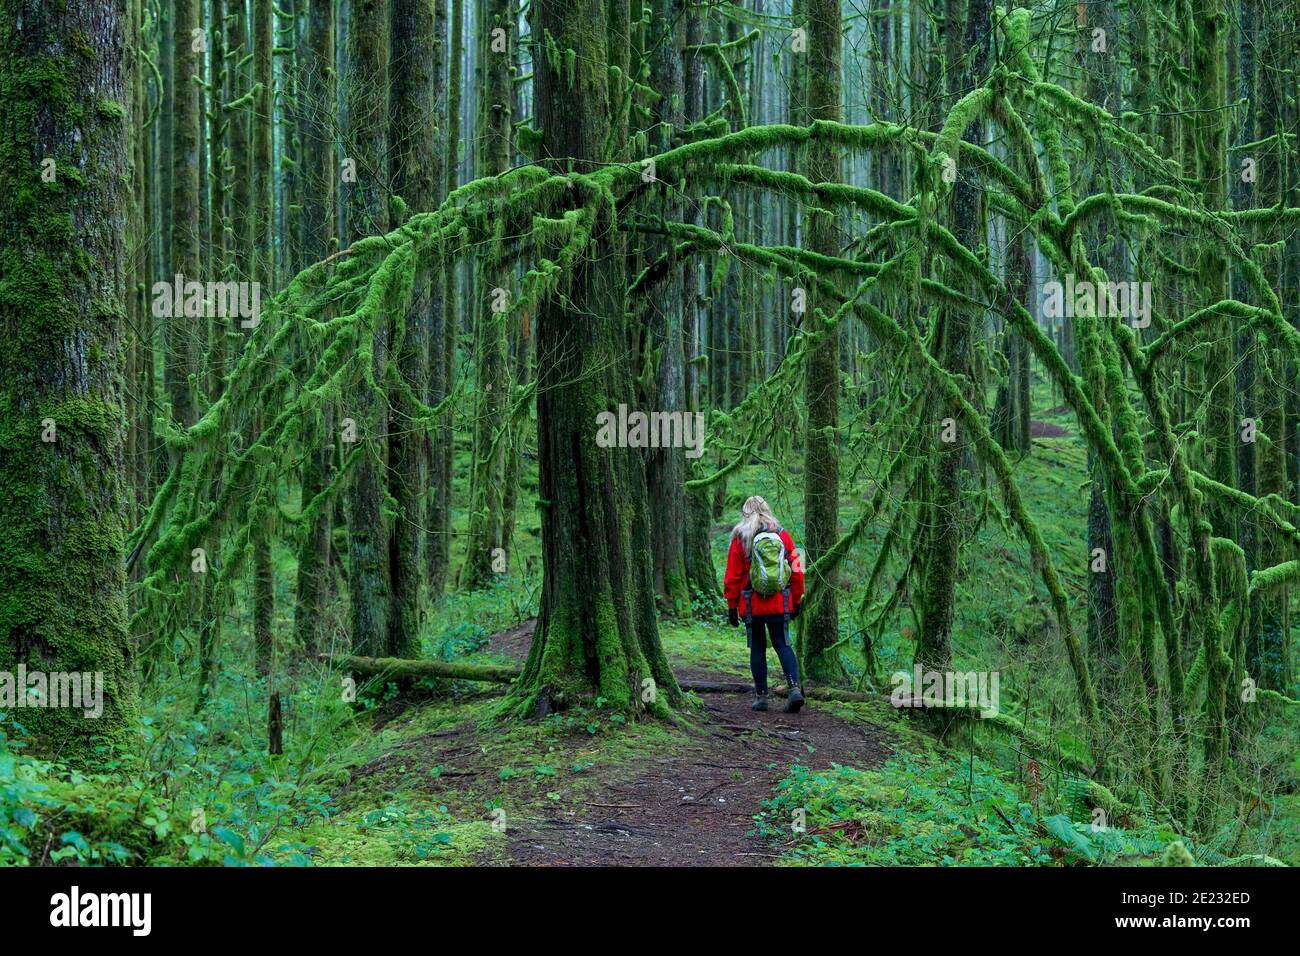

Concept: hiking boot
[[783, 683, 805, 714], [751, 692, 770, 711]]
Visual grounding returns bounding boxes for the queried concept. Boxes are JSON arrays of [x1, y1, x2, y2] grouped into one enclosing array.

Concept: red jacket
[[724, 527, 805, 618]]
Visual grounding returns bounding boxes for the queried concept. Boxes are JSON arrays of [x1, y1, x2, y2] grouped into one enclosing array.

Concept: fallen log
[[686, 680, 888, 704], [774, 684, 883, 704], [677, 679, 753, 694], [322, 656, 890, 704], [325, 654, 521, 683]]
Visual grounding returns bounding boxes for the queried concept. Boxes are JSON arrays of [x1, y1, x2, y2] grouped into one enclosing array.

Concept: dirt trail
[[477, 620, 894, 866]]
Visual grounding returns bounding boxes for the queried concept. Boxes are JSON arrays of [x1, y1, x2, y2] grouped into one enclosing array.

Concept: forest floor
[[345, 619, 894, 866], [489, 622, 892, 865]]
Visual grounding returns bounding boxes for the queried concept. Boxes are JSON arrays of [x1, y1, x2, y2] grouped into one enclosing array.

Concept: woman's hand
[[728, 608, 739, 628]]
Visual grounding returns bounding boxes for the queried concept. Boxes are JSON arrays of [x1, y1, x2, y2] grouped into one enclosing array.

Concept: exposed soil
[[503, 685, 892, 866], [475, 619, 894, 866], [347, 620, 893, 866]]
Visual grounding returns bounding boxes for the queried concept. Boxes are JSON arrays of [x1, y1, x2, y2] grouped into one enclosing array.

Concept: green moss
[[97, 98, 127, 122]]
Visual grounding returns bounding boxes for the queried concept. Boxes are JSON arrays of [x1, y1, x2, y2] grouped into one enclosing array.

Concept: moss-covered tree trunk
[[914, 0, 989, 675], [460, 0, 513, 591], [195, 0, 229, 709], [344, 0, 391, 657], [799, 0, 846, 683], [499, 8, 530, 561], [387, 0, 439, 654], [251, 0, 275, 678], [127, 0, 155, 517], [1082, 0, 1121, 694], [207, 0, 228, 393], [645, 0, 691, 613], [1250, 2, 1289, 690], [158, 0, 174, 274], [293, 0, 337, 658], [167, 0, 201, 429], [992, 228, 1030, 456], [1194, 0, 1235, 539], [681, 1, 716, 601], [0, 0, 139, 758], [510, 0, 680, 718], [1231, 0, 1259, 706], [428, 0, 462, 599], [227, 3, 252, 277], [1191, 0, 1233, 831], [423, 0, 450, 601]]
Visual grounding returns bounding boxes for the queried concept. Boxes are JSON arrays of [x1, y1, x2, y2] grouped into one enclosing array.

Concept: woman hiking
[[724, 496, 805, 713]]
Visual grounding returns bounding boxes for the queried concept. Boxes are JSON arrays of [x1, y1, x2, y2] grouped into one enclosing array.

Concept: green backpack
[[749, 529, 792, 597]]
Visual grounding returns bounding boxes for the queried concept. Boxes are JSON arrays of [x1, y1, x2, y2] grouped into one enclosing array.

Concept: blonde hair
[[733, 495, 780, 556]]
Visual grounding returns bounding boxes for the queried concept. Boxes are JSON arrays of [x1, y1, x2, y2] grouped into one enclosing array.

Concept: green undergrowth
[[756, 751, 1193, 867]]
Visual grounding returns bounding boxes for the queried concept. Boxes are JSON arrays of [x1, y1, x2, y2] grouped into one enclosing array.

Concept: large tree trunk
[[127, 0, 155, 517], [0, 0, 139, 758], [1251, 1, 1289, 690], [207, 0, 228, 392], [293, 0, 337, 659], [511, 0, 680, 718], [167, 0, 201, 429], [645, 0, 691, 613], [429, 0, 462, 599], [681, 2, 716, 601], [1082, 0, 1121, 700], [460, 0, 513, 591], [344, 0, 392, 656], [799, 0, 846, 683], [914, 0, 990, 675], [387, 0, 439, 654], [1191, 0, 1232, 833]]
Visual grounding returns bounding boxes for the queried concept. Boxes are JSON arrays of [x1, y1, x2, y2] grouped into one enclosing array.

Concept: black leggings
[[747, 615, 800, 693]]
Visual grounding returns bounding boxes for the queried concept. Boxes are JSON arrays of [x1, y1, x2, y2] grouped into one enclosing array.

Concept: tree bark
[[799, 0, 846, 682], [293, 0, 338, 659], [511, 0, 681, 717], [460, 0, 513, 591], [0, 0, 139, 758], [914, 0, 990, 675], [344, 0, 392, 656], [387, 0, 439, 654], [167, 0, 202, 429]]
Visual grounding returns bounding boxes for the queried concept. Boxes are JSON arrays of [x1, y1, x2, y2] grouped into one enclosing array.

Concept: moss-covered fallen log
[[325, 657, 879, 701], [326, 654, 521, 683], [677, 679, 754, 694]]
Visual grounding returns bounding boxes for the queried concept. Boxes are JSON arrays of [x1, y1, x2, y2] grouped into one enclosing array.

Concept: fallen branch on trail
[[324, 654, 521, 684], [677, 678, 753, 694], [773, 684, 882, 704], [322, 655, 889, 704]]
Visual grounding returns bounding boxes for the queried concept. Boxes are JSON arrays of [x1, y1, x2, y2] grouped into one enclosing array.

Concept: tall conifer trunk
[[645, 0, 691, 612], [511, 0, 680, 717], [0, 0, 139, 757], [913, 0, 990, 675], [293, 0, 337, 658], [800, 0, 846, 682], [460, 0, 513, 590], [388, 0, 439, 653], [344, 0, 392, 656], [168, 0, 202, 429]]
